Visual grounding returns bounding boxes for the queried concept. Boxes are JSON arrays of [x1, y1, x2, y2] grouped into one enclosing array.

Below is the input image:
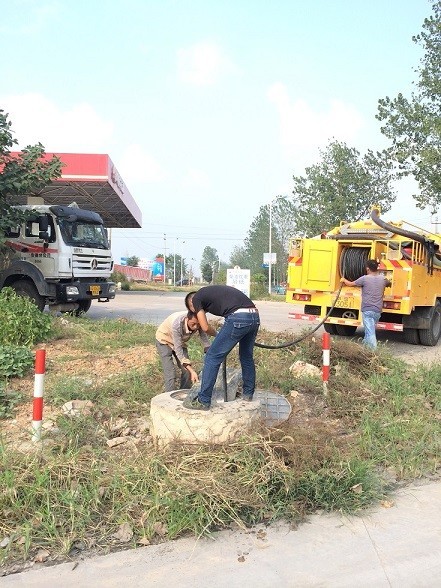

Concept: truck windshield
[[59, 219, 110, 249]]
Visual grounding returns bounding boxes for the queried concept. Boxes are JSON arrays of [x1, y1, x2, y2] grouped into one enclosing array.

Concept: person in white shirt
[[155, 311, 211, 392]]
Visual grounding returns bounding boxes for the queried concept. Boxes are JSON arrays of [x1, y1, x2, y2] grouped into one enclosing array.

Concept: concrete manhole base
[[150, 389, 291, 446]]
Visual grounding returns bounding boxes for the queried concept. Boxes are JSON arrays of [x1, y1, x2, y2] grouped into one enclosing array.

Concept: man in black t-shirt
[[183, 285, 260, 410]]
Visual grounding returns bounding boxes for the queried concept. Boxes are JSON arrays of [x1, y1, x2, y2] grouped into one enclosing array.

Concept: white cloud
[[177, 41, 233, 86], [119, 144, 164, 183], [267, 82, 365, 171], [2, 93, 113, 152]]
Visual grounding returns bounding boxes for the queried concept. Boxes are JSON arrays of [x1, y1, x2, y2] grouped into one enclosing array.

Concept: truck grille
[[72, 253, 113, 272]]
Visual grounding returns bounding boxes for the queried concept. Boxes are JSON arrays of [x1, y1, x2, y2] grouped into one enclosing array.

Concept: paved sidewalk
[[2, 481, 441, 587]]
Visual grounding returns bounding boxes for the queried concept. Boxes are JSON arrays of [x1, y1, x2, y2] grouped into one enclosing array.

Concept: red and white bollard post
[[322, 332, 331, 396], [32, 349, 46, 442]]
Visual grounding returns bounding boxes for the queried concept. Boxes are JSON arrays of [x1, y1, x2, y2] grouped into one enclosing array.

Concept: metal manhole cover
[[170, 389, 291, 426], [255, 390, 291, 426]]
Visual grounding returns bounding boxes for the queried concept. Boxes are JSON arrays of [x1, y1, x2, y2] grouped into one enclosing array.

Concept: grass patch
[[1, 319, 440, 570], [54, 316, 157, 352]]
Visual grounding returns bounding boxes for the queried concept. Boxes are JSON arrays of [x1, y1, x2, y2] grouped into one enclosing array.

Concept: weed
[[0, 346, 34, 378], [0, 288, 52, 346]]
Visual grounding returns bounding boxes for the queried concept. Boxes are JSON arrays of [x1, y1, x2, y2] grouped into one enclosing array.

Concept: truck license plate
[[90, 285, 101, 296], [335, 297, 355, 308]]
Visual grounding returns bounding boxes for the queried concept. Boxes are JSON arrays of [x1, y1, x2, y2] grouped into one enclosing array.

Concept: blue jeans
[[198, 312, 260, 405], [362, 310, 381, 350]]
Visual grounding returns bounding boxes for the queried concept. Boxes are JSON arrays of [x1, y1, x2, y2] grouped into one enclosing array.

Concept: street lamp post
[[163, 234, 167, 284], [268, 201, 273, 295], [268, 196, 284, 295], [173, 237, 178, 286], [190, 258, 196, 285], [180, 240, 185, 282]]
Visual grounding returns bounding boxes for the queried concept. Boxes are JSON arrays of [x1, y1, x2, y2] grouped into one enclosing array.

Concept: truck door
[[301, 239, 338, 291], [22, 216, 57, 277]]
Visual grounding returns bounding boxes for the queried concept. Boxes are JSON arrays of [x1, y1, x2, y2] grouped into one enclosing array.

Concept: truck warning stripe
[[288, 257, 302, 265], [379, 259, 412, 270], [288, 313, 404, 332], [5, 240, 58, 254]]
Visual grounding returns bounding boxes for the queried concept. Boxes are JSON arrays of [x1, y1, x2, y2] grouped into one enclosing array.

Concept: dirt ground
[[4, 331, 439, 452], [2, 334, 441, 445], [2, 341, 157, 449]]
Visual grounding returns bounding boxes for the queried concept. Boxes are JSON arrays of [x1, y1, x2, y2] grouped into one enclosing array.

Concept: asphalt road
[[87, 290, 301, 333], [86, 291, 441, 362]]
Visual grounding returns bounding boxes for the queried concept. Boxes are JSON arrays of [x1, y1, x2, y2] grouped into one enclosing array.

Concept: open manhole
[[171, 389, 291, 426]]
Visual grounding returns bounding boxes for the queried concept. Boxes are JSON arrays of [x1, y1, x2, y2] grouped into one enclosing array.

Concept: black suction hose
[[371, 208, 436, 274], [222, 358, 227, 401], [254, 283, 344, 349]]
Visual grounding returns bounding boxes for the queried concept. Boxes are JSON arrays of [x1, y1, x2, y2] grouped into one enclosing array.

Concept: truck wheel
[[335, 325, 357, 336], [403, 328, 420, 345], [323, 323, 337, 334], [419, 302, 441, 346], [75, 300, 92, 316], [11, 280, 45, 311]]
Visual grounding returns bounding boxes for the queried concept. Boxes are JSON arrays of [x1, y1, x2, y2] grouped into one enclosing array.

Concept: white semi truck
[[0, 202, 116, 314]]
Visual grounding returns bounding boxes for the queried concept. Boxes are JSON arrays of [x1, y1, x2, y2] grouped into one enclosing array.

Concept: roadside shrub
[[111, 270, 130, 290], [0, 287, 52, 346], [0, 346, 34, 378]]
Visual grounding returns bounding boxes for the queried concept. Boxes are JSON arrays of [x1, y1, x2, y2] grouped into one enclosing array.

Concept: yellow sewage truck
[[286, 208, 441, 346]]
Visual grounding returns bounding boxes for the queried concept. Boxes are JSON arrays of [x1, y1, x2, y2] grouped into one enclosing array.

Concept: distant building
[[114, 263, 151, 282]]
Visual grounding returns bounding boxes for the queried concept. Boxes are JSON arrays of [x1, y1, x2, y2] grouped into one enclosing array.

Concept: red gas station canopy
[[10, 152, 142, 228]]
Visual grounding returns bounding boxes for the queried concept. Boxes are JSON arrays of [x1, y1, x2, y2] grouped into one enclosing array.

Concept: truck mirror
[[39, 216, 49, 232]]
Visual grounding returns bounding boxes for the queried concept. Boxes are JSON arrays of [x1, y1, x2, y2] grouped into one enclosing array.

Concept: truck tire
[[11, 280, 45, 312], [419, 302, 441, 346], [75, 300, 92, 316], [323, 323, 337, 334], [335, 325, 357, 336], [403, 328, 420, 345]]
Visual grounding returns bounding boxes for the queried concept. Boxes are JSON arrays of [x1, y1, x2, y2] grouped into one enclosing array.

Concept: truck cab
[[0, 204, 116, 314]]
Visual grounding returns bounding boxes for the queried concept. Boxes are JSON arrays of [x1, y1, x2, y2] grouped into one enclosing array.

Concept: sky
[[0, 0, 435, 275]]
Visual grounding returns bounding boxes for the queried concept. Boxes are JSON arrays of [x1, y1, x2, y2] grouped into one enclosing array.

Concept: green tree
[[200, 246, 219, 274], [377, 1, 441, 211], [0, 110, 62, 243], [229, 245, 249, 268], [201, 263, 213, 283], [242, 202, 288, 282], [125, 255, 139, 267], [164, 253, 186, 282], [291, 140, 395, 236]]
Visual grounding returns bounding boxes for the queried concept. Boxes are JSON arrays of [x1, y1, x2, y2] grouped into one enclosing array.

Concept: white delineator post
[[32, 349, 46, 442], [322, 332, 330, 396]]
